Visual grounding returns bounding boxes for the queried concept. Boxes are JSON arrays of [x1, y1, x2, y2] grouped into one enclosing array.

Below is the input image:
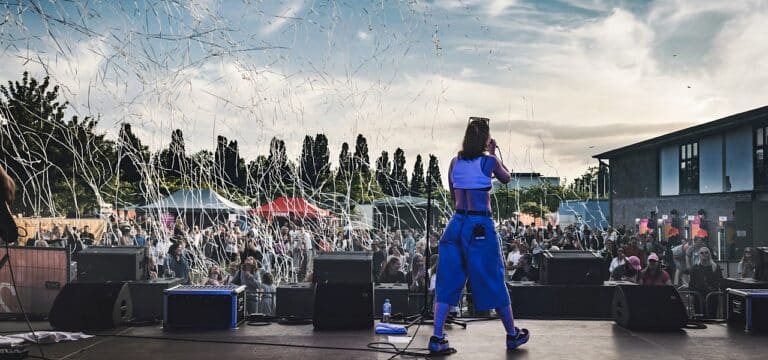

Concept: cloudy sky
[[1, 0, 767, 184]]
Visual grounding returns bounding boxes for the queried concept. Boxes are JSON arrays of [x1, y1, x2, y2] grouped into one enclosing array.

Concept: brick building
[[593, 106, 768, 258]]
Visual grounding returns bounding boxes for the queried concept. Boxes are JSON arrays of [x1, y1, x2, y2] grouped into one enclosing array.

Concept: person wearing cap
[[611, 255, 641, 283], [639, 253, 671, 285]]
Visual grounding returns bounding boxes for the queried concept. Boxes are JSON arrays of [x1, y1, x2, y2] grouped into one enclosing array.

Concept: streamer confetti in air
[[3, 1, 765, 283]]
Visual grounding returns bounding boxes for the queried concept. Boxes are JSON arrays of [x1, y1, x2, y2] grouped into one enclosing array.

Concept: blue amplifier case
[[727, 288, 768, 332], [163, 285, 246, 329]]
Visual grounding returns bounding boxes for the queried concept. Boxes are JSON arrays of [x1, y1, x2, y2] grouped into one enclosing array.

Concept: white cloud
[[431, 0, 518, 17], [4, 0, 768, 185], [261, 0, 305, 36]]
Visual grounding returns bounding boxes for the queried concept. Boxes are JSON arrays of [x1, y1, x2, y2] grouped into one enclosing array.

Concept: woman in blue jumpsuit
[[429, 117, 530, 354]]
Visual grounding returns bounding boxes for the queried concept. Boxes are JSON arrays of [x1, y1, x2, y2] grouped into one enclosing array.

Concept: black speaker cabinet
[[49, 282, 133, 331], [77, 246, 147, 282], [374, 283, 409, 317], [755, 247, 768, 281], [313, 282, 373, 330], [127, 278, 184, 322], [540, 250, 603, 285], [612, 285, 687, 330], [276, 282, 315, 320], [313, 252, 373, 283]]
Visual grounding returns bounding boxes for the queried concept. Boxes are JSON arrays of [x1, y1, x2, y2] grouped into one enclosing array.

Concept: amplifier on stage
[[276, 283, 315, 320], [77, 246, 147, 282], [163, 285, 246, 329], [540, 250, 603, 285], [128, 278, 184, 322], [374, 283, 409, 317], [727, 288, 768, 332], [313, 252, 373, 283]]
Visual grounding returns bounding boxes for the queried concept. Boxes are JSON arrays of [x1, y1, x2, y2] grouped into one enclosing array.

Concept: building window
[[757, 126, 768, 187], [679, 142, 699, 194]]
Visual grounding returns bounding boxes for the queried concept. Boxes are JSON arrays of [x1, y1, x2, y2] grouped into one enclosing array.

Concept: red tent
[[251, 197, 332, 219]]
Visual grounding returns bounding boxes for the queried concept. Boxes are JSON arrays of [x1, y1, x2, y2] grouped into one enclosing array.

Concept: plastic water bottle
[[382, 299, 391, 323]]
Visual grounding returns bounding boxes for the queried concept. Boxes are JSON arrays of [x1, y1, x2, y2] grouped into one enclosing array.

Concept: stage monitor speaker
[[276, 283, 315, 320], [612, 285, 687, 330], [77, 246, 147, 282], [313, 282, 373, 330], [755, 247, 768, 281], [49, 282, 132, 331], [127, 278, 184, 322], [540, 250, 603, 285], [313, 252, 373, 283], [374, 283, 409, 317]]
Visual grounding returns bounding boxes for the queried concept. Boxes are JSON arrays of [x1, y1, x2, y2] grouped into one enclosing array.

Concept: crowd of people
[[23, 206, 757, 319]]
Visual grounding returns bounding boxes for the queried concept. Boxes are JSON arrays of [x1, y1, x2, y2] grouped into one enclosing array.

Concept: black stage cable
[[88, 333, 431, 357], [386, 320, 423, 360], [4, 226, 49, 360]]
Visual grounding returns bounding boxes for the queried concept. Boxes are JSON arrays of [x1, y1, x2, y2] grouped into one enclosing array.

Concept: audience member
[[406, 253, 427, 292], [609, 246, 626, 274], [611, 255, 641, 283], [689, 247, 723, 317], [260, 272, 276, 316], [510, 254, 539, 282], [206, 265, 223, 285], [639, 253, 671, 285], [240, 256, 262, 314], [165, 242, 191, 284], [378, 257, 406, 283], [738, 247, 756, 279]]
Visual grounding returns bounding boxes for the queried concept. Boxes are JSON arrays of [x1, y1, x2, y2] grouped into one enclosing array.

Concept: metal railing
[[677, 287, 726, 320]]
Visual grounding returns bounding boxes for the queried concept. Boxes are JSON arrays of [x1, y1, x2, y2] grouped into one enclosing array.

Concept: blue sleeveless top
[[450, 156, 492, 190]]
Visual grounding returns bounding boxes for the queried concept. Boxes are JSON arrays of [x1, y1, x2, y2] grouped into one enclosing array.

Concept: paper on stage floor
[[387, 336, 412, 344], [3, 331, 94, 344]]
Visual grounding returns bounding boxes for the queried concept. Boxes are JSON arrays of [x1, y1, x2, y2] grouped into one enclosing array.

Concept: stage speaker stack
[[540, 250, 604, 285], [612, 285, 687, 330], [49, 282, 133, 331], [276, 282, 315, 320], [76, 246, 147, 282], [374, 283, 409, 317], [163, 285, 246, 329], [312, 252, 373, 330]]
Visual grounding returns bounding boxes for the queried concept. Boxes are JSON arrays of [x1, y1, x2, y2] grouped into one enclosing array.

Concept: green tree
[[410, 154, 425, 196], [426, 154, 443, 189], [390, 148, 409, 197], [375, 151, 391, 196], [0, 71, 115, 216], [300, 135, 315, 189], [263, 137, 293, 200], [116, 123, 149, 183], [336, 142, 353, 185], [313, 134, 332, 191], [353, 134, 370, 175]]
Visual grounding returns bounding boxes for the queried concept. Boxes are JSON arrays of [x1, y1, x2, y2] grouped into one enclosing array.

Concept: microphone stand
[[402, 179, 466, 329]]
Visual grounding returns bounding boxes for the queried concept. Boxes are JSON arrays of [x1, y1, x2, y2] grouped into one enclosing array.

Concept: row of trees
[[1, 72, 604, 219], [0, 72, 448, 217]]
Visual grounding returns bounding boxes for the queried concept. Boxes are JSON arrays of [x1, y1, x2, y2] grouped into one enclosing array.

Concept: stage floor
[[2, 319, 767, 360]]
